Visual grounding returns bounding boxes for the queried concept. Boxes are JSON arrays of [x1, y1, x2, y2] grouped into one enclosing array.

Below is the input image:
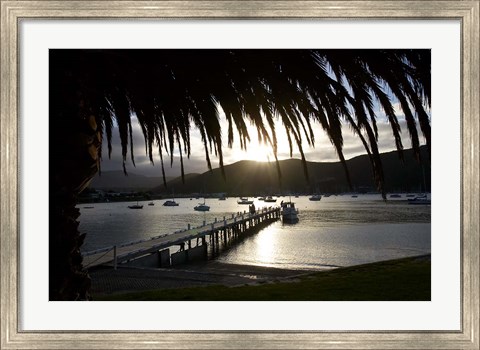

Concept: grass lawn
[[96, 255, 430, 301]]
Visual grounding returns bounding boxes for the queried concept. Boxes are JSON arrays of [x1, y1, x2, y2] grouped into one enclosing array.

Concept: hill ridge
[[152, 146, 430, 195]]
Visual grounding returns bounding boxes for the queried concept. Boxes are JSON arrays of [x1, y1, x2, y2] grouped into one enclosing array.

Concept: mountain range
[[150, 146, 430, 196], [89, 146, 430, 195]]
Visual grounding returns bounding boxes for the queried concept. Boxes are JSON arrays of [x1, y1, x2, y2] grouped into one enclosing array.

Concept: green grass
[[95, 256, 430, 301]]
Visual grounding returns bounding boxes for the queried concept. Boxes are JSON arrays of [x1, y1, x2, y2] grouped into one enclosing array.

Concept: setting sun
[[234, 141, 274, 162]]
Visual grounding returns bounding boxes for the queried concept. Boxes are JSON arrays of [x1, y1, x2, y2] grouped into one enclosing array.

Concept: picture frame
[[1, 1, 478, 349]]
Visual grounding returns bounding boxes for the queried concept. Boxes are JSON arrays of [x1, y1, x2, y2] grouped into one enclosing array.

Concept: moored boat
[[309, 194, 322, 201], [128, 202, 143, 209], [164, 190, 179, 206], [281, 201, 299, 223], [264, 196, 277, 203], [237, 197, 254, 205], [194, 196, 210, 211], [408, 194, 431, 205], [408, 194, 427, 201], [194, 203, 210, 211]]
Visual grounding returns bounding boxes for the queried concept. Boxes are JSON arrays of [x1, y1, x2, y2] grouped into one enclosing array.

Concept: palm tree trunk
[[49, 188, 91, 300], [50, 77, 101, 299]]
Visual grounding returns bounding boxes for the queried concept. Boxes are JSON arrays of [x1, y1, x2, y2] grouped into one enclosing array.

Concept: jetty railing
[[82, 206, 280, 269]]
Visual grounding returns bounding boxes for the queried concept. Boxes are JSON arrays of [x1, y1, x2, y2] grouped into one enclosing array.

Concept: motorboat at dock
[[280, 201, 299, 223]]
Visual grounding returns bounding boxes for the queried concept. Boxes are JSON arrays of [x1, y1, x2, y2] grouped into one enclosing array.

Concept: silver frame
[[1, 1, 479, 349]]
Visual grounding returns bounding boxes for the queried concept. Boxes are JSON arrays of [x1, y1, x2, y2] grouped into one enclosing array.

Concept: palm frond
[[51, 49, 431, 196]]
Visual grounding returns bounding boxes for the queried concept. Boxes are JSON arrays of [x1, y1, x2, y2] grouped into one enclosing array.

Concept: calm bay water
[[78, 194, 431, 270]]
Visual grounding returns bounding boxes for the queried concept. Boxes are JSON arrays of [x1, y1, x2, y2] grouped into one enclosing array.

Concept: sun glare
[[226, 121, 287, 163], [243, 142, 273, 162]]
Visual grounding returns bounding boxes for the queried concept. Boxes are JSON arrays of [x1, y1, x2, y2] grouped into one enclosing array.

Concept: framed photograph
[[1, 1, 478, 349]]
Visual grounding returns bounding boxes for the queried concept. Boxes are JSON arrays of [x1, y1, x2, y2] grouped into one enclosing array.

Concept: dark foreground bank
[[92, 255, 430, 301]]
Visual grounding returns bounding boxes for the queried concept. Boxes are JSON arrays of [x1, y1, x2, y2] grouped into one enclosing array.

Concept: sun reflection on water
[[80, 195, 431, 269]]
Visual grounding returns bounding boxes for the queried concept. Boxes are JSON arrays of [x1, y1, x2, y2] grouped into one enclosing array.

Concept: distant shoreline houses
[[78, 189, 231, 204], [79, 146, 431, 204], [77, 187, 431, 205]]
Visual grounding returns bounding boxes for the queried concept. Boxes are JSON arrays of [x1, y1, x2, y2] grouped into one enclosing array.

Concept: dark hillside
[[89, 170, 173, 191], [152, 146, 430, 196]]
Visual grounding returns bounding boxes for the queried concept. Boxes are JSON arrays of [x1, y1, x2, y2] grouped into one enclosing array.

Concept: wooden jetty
[[82, 206, 281, 269]]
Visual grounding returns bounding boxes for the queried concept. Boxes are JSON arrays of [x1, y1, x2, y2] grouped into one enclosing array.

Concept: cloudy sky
[[98, 102, 427, 178]]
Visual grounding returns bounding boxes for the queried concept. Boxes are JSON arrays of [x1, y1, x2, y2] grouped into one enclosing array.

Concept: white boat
[[264, 196, 277, 203], [128, 202, 143, 209], [237, 197, 254, 205], [408, 194, 431, 205], [408, 166, 430, 205], [408, 194, 427, 201], [281, 201, 299, 223], [309, 194, 322, 201], [194, 203, 210, 211], [163, 200, 179, 206]]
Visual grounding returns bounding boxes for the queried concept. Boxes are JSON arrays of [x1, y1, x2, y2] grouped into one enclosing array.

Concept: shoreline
[[90, 254, 430, 298], [89, 261, 314, 297]]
